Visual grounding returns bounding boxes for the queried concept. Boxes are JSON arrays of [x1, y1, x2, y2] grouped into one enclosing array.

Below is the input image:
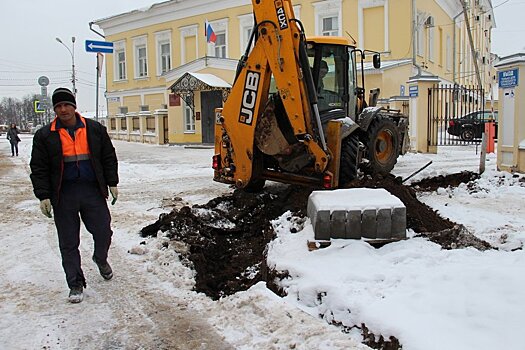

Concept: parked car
[[447, 110, 498, 141]]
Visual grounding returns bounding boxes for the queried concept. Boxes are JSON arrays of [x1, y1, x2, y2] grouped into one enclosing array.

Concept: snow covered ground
[[1, 134, 524, 350]]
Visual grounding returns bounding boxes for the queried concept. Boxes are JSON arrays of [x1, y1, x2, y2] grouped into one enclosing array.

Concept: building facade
[[93, 0, 496, 144]]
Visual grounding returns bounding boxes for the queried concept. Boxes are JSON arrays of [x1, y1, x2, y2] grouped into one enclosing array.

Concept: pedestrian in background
[[6, 123, 21, 156], [29, 87, 119, 304]]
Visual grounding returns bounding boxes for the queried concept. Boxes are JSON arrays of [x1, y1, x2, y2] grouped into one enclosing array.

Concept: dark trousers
[[10, 142, 18, 156], [53, 181, 113, 289]]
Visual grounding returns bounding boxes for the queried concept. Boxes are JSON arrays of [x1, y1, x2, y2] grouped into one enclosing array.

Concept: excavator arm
[[214, 0, 330, 189]]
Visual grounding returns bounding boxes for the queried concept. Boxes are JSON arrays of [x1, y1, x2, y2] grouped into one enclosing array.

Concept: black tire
[[339, 134, 359, 186], [460, 128, 475, 141], [362, 117, 400, 176]]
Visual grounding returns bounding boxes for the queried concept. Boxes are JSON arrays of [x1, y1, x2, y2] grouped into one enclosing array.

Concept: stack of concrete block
[[307, 188, 406, 240]]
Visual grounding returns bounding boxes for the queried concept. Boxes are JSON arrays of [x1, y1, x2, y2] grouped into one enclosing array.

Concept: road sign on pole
[[34, 100, 45, 113], [85, 40, 114, 53]]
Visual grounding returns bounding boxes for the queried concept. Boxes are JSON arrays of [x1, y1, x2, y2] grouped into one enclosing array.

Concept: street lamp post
[[56, 36, 77, 96]]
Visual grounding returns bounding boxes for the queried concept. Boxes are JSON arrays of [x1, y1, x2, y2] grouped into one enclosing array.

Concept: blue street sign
[[498, 68, 519, 89], [85, 40, 114, 53], [409, 85, 418, 97]]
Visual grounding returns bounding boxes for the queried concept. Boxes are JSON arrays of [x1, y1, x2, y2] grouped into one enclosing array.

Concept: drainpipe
[[412, 0, 422, 76], [452, 11, 463, 84]]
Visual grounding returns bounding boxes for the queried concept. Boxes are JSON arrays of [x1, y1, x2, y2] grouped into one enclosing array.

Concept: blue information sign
[[498, 68, 519, 88], [409, 85, 418, 97], [85, 40, 114, 53]]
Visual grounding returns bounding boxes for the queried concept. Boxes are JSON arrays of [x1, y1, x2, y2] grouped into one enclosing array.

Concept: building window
[[156, 30, 172, 75], [137, 46, 148, 77], [146, 117, 155, 132], [322, 16, 338, 36], [214, 32, 227, 58], [110, 118, 116, 130], [133, 36, 148, 78], [313, 0, 341, 36], [417, 12, 424, 57], [113, 40, 126, 81], [184, 104, 195, 132], [207, 19, 228, 58], [120, 118, 127, 131], [160, 42, 171, 74], [238, 13, 254, 52], [118, 106, 128, 114]]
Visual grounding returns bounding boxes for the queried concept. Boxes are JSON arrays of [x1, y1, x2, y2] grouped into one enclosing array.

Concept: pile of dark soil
[[140, 172, 491, 349], [410, 171, 480, 192], [346, 174, 456, 233], [140, 185, 311, 299], [140, 172, 490, 299]]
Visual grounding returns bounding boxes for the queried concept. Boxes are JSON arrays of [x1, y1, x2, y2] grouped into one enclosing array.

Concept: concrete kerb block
[[330, 210, 346, 239], [346, 210, 362, 239], [314, 210, 331, 240], [376, 208, 392, 239], [361, 209, 377, 239], [307, 188, 407, 241], [392, 206, 407, 238]]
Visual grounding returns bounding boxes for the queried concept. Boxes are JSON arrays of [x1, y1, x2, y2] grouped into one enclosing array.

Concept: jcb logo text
[[239, 71, 260, 125]]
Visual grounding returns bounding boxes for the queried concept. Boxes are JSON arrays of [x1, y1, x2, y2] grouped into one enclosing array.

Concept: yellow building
[[93, 0, 496, 145]]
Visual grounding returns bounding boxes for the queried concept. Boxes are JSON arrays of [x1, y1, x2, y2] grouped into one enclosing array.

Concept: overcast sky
[[0, 0, 523, 115]]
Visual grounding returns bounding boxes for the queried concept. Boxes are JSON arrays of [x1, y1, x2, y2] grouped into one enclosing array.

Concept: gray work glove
[[109, 186, 118, 205], [40, 199, 52, 218]]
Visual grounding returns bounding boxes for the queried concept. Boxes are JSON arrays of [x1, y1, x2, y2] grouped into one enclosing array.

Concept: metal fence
[[428, 84, 485, 146]]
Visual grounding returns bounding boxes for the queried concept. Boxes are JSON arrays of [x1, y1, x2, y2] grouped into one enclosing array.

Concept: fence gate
[[428, 84, 485, 146]]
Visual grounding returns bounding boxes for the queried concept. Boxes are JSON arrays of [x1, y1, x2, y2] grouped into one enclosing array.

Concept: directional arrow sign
[[85, 40, 114, 53]]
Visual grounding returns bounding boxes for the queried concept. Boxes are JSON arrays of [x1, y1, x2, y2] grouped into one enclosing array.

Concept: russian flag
[[205, 20, 217, 44]]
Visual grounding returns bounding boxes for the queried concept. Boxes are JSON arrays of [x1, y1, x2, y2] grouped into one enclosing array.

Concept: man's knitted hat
[[52, 87, 76, 109]]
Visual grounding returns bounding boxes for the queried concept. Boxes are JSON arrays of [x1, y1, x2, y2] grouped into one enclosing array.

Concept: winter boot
[[68, 286, 84, 303], [93, 256, 113, 280]]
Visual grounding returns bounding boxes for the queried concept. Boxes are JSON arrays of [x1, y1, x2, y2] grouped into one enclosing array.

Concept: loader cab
[[306, 37, 358, 119], [306, 37, 382, 119]]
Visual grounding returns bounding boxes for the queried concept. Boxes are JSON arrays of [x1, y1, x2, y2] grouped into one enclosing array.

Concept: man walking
[[30, 87, 119, 303], [6, 123, 21, 156]]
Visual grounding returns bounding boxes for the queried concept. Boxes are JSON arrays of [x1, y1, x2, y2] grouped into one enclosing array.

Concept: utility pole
[[460, 0, 483, 88], [56, 36, 77, 96]]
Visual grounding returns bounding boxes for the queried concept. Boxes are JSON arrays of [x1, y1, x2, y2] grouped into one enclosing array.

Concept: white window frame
[[417, 11, 425, 57], [179, 24, 198, 65], [113, 40, 127, 81], [183, 102, 195, 133], [238, 14, 254, 53], [207, 18, 229, 58], [155, 30, 172, 76], [313, 0, 342, 36], [133, 35, 149, 79], [358, 0, 389, 54]]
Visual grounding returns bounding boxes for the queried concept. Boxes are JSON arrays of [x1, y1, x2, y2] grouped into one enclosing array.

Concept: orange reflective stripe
[[54, 115, 91, 161]]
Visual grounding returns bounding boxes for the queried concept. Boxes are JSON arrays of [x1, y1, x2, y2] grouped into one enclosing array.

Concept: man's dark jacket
[[30, 115, 119, 205]]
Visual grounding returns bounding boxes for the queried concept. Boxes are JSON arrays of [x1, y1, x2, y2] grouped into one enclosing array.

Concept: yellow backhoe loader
[[213, 0, 408, 191]]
